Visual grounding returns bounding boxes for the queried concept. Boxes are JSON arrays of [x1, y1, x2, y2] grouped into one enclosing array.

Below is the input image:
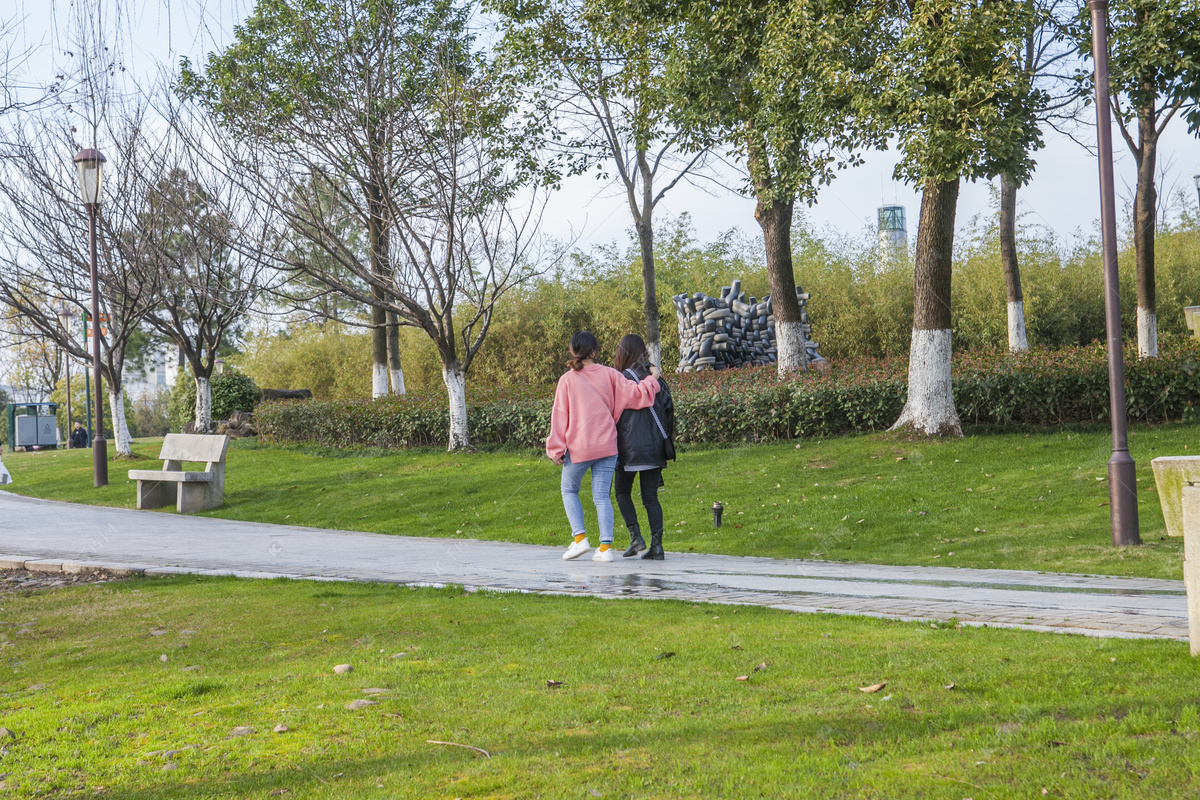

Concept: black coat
[[615, 365, 674, 470], [70, 428, 89, 448]]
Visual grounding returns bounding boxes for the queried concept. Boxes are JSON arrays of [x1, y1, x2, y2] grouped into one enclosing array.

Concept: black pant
[[614, 467, 663, 535]]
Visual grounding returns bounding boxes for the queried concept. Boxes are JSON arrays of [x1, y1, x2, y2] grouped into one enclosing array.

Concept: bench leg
[[137, 480, 175, 510], [178, 481, 222, 513]]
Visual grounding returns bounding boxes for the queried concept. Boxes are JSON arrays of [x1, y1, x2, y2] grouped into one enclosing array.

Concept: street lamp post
[[1193, 174, 1200, 213], [56, 307, 73, 449], [74, 148, 107, 487], [1088, 0, 1139, 546]]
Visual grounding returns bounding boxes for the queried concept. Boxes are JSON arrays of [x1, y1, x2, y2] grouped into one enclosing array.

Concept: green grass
[[2, 577, 1197, 798], [4, 420, 1194, 579]]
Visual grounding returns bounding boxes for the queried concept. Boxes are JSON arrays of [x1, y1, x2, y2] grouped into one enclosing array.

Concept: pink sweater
[[545, 364, 661, 462]]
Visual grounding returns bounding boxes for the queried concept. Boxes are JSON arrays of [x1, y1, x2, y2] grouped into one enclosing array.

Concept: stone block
[[1150, 456, 1200, 537]]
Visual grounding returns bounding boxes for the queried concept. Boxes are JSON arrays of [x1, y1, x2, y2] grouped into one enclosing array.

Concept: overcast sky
[[8, 0, 1200, 252]]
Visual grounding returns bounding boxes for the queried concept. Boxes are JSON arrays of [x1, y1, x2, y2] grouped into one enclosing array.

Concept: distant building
[[123, 345, 182, 400], [877, 204, 907, 264]]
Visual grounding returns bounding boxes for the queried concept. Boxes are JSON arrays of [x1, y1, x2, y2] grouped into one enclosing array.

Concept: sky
[[6, 0, 1200, 253]]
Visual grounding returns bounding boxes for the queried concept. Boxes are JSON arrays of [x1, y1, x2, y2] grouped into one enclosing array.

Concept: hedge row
[[254, 337, 1200, 449]]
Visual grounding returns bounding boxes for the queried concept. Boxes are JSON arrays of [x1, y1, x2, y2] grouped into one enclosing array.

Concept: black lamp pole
[[1088, 0, 1139, 546], [74, 148, 107, 487]]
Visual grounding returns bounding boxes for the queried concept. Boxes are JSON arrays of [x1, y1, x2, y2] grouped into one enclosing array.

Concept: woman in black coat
[[612, 334, 675, 560]]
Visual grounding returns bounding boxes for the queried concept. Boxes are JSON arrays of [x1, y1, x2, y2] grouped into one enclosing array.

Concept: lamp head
[[72, 148, 107, 206]]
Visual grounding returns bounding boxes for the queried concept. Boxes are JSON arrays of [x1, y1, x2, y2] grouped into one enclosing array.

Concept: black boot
[[642, 530, 664, 560], [623, 524, 646, 557]]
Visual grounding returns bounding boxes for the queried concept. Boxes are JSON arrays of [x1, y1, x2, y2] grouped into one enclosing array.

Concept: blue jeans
[[560, 452, 619, 544]]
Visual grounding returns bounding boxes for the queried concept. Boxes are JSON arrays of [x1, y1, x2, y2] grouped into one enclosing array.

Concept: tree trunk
[[442, 361, 469, 451], [108, 386, 132, 456], [754, 193, 806, 373], [891, 177, 963, 437], [1133, 105, 1158, 358], [636, 217, 661, 369], [386, 310, 406, 395], [999, 173, 1028, 352], [194, 375, 212, 433]]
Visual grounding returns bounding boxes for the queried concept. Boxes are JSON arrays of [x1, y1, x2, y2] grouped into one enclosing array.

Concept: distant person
[[612, 334, 675, 560], [546, 331, 661, 562], [70, 422, 89, 449]]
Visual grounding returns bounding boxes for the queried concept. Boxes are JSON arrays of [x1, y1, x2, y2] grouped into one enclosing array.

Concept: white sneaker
[[592, 546, 614, 562], [563, 537, 591, 560]]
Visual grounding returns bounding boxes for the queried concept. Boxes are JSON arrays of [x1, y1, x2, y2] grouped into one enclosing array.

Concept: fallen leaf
[[654, 652, 676, 661], [344, 699, 376, 710], [269, 790, 290, 797], [230, 726, 255, 736], [333, 664, 353, 675], [588, 790, 602, 798], [545, 680, 564, 688], [273, 724, 289, 733], [944, 682, 956, 690], [859, 682, 887, 694], [735, 675, 749, 682], [752, 662, 767, 673], [731, 645, 743, 651]]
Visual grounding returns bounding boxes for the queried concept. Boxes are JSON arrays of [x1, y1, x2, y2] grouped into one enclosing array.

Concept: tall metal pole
[[1089, 0, 1139, 546], [84, 319, 92, 444], [64, 344, 71, 448], [88, 204, 108, 487]]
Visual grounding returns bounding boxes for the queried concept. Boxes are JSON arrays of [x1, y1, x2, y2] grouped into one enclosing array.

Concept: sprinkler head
[[712, 501, 724, 527]]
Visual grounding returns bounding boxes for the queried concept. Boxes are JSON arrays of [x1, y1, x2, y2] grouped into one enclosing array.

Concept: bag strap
[[576, 370, 609, 406], [624, 368, 669, 441]]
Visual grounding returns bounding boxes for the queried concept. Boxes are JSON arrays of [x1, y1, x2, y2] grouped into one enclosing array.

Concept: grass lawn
[[3, 420, 1193, 579], [3, 576, 1198, 798]]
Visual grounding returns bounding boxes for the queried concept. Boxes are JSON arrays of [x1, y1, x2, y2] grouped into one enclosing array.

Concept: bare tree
[[128, 160, 267, 432], [0, 109, 159, 455]]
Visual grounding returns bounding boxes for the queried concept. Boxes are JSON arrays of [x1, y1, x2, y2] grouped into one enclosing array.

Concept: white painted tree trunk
[[775, 320, 808, 374], [443, 364, 469, 451], [108, 386, 133, 456], [646, 340, 662, 370], [1007, 300, 1029, 352], [1138, 307, 1158, 359], [890, 328, 962, 437], [195, 376, 212, 434], [390, 366, 406, 396], [372, 363, 389, 398]]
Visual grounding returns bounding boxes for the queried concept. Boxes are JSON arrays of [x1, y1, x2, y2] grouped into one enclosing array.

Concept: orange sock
[[598, 544, 612, 552], [573, 533, 586, 543]]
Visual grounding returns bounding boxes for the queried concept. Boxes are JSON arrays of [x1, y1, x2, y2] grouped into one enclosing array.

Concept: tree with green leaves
[[181, 0, 552, 449], [491, 0, 711, 368], [1073, 0, 1200, 359], [864, 0, 1042, 436], [178, 0, 448, 398], [644, 0, 880, 373]]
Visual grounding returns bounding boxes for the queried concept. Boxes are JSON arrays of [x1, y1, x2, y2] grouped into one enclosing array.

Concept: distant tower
[[877, 204, 907, 264]]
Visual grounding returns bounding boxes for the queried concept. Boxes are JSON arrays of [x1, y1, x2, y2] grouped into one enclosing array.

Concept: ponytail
[[567, 331, 599, 371]]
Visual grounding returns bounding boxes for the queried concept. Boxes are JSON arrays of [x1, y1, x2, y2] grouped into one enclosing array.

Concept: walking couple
[[545, 331, 676, 563]]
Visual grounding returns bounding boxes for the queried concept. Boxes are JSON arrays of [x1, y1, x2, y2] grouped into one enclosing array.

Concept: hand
[[649, 364, 661, 379], [550, 453, 564, 466]]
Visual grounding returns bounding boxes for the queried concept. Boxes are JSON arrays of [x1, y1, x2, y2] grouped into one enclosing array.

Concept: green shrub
[[255, 336, 1200, 449], [169, 369, 262, 432]]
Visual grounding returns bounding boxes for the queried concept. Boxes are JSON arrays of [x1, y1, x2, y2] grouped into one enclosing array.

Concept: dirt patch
[[0, 568, 127, 594]]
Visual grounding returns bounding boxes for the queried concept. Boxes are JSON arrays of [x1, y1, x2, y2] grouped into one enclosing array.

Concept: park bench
[[128, 433, 230, 513]]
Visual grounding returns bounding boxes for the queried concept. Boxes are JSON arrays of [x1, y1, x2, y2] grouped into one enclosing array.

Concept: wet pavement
[[0, 491, 1188, 641]]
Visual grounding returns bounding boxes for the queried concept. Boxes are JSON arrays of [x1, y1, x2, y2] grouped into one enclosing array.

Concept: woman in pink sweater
[[546, 331, 661, 562]]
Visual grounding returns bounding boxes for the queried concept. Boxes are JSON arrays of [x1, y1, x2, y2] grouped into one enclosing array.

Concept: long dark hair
[[613, 334, 648, 373], [567, 330, 599, 371]]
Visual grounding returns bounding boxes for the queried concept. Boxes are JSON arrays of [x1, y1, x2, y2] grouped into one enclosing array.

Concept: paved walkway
[[0, 491, 1188, 642]]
